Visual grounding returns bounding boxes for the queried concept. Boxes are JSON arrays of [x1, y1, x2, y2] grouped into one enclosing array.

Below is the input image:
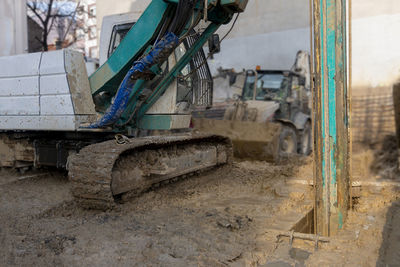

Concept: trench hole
[[291, 208, 314, 234], [352, 196, 360, 209]]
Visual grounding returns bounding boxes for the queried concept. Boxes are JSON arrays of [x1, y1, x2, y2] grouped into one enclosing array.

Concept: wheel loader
[[0, 0, 248, 209], [193, 51, 312, 162]]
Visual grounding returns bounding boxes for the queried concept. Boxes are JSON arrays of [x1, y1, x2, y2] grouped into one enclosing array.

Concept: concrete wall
[[208, 27, 310, 73], [209, 0, 310, 73], [352, 7, 400, 88], [0, 0, 28, 56], [347, 1, 400, 144]]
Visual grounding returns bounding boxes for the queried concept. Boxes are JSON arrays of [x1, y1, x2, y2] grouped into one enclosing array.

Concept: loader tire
[[277, 126, 298, 160], [300, 121, 312, 155]]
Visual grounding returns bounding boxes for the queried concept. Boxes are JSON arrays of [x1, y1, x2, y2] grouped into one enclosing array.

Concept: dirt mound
[[193, 118, 282, 161]]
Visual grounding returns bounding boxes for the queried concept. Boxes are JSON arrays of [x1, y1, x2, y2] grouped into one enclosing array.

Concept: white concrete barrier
[[0, 50, 96, 131]]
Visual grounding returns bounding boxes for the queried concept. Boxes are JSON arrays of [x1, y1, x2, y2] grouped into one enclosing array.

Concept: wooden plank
[[313, 0, 350, 236]]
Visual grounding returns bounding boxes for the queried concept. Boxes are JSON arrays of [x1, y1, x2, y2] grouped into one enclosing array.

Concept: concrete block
[[39, 50, 65, 75], [0, 76, 39, 96], [40, 74, 70, 95], [40, 95, 74, 115], [0, 115, 87, 131], [0, 52, 41, 78], [0, 96, 39, 115]]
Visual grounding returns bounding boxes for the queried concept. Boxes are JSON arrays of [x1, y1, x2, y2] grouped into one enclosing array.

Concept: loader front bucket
[[192, 118, 282, 162]]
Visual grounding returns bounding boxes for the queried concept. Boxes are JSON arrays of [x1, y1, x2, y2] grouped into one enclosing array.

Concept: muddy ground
[[0, 138, 399, 266]]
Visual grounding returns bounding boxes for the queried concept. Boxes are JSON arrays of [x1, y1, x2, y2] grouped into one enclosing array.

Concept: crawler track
[[68, 134, 232, 210]]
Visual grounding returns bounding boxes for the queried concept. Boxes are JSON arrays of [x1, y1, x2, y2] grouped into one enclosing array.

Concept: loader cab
[[242, 69, 310, 121], [242, 70, 291, 102]]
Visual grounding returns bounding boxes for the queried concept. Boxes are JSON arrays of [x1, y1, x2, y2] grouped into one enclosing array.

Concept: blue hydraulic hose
[[88, 32, 179, 128]]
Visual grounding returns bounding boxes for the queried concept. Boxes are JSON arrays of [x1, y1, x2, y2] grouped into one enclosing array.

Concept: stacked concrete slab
[[0, 49, 96, 131]]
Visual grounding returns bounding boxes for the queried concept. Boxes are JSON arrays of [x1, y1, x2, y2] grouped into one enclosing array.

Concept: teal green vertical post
[[313, 0, 349, 236]]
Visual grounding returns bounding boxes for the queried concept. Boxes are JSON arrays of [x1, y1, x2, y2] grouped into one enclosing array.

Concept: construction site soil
[[0, 137, 399, 266]]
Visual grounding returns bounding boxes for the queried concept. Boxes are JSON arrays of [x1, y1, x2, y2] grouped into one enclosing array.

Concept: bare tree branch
[[34, 36, 47, 46], [27, 0, 91, 52], [48, 11, 58, 33], [27, 2, 45, 25], [62, 1, 80, 42]]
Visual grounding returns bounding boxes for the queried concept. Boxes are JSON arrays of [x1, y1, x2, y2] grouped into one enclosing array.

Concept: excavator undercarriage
[[0, 132, 232, 210], [69, 134, 232, 210]]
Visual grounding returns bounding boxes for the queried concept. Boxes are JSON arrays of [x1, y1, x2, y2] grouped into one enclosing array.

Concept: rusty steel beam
[[313, 0, 350, 236]]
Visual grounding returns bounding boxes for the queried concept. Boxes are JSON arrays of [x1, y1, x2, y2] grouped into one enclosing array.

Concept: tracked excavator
[[0, 0, 248, 209]]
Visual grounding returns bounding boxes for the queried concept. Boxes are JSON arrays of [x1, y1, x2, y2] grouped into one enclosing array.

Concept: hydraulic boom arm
[[88, 0, 248, 129]]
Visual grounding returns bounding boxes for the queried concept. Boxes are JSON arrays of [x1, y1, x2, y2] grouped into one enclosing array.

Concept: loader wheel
[[277, 126, 298, 159], [300, 121, 312, 155]]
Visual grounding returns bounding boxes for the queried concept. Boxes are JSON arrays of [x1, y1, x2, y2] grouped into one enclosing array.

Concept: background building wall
[[77, 0, 98, 58], [208, 0, 310, 73], [351, 3, 400, 89], [27, 17, 43, 53], [349, 1, 400, 143], [96, 0, 400, 89], [0, 0, 28, 56]]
